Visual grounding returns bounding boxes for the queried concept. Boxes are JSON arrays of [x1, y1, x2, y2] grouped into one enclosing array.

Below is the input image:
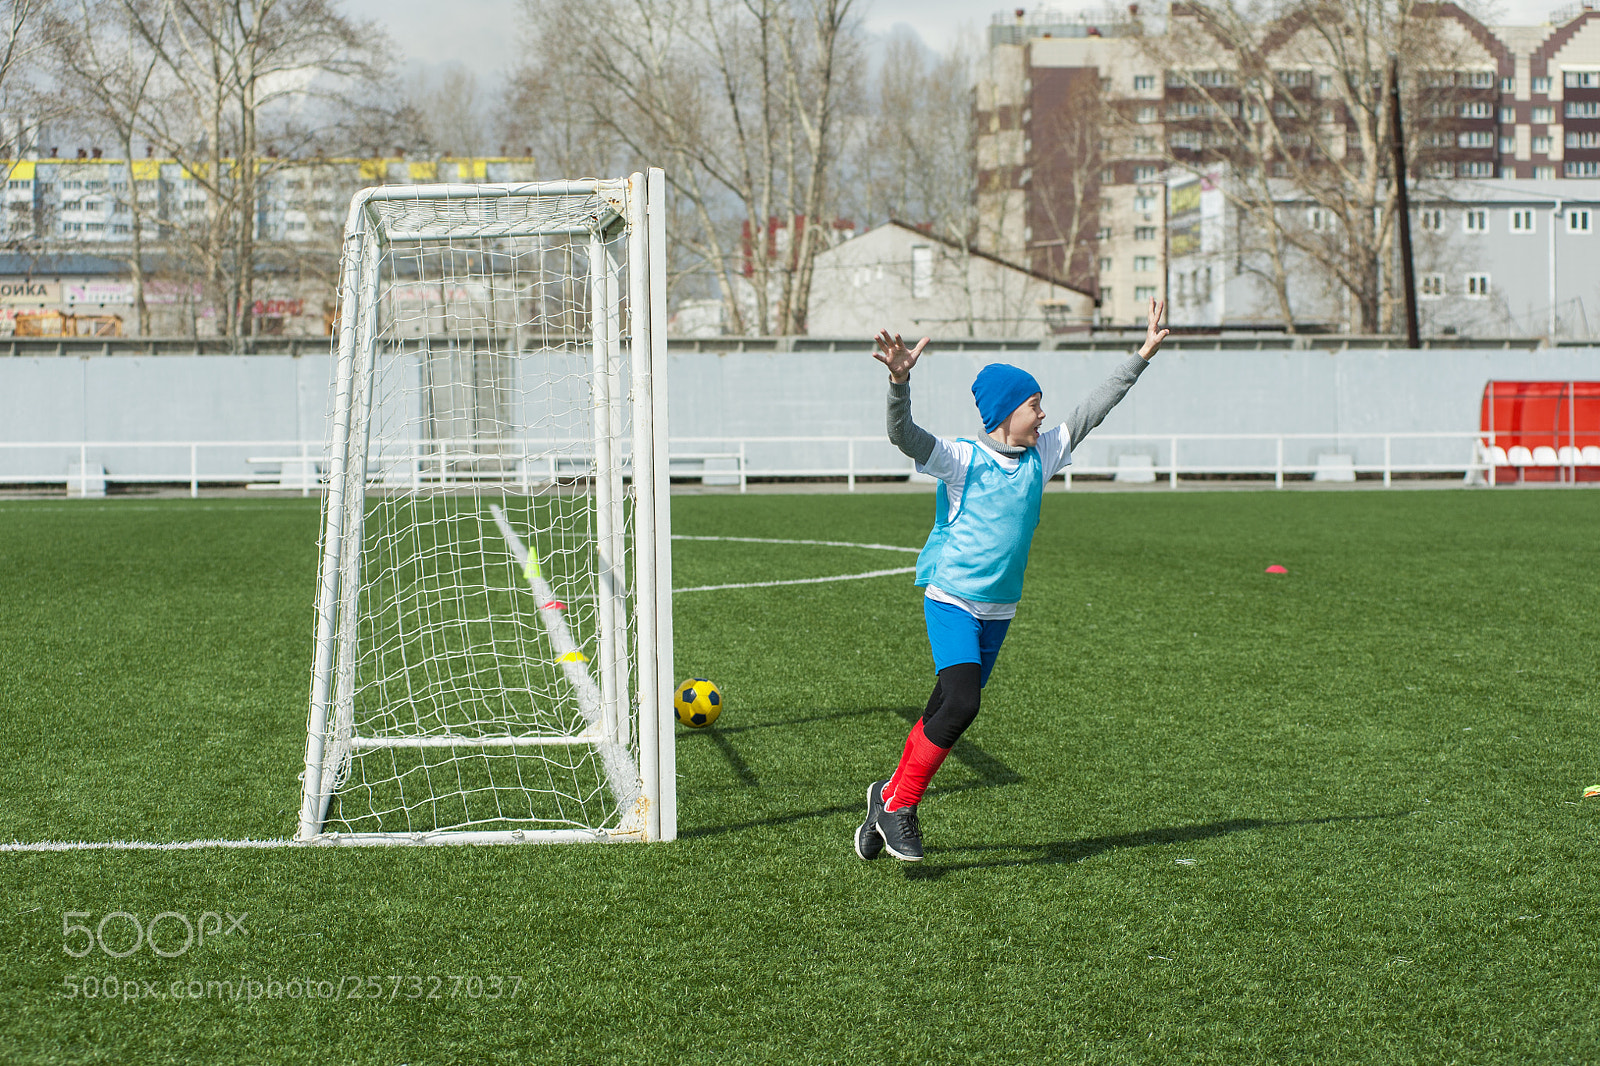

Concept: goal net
[[297, 172, 675, 845]]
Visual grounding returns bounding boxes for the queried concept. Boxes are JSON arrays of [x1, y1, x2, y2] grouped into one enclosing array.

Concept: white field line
[[2, 534, 923, 853], [488, 505, 640, 814], [671, 534, 919, 594], [2, 838, 294, 852]]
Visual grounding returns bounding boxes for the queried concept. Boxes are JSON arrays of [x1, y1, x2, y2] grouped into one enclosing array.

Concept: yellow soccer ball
[[674, 678, 723, 728]]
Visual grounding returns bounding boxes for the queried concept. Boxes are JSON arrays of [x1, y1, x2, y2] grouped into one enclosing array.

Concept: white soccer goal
[[297, 171, 676, 846]]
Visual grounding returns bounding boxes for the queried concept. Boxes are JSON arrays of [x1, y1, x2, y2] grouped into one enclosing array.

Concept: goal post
[[297, 172, 675, 845]]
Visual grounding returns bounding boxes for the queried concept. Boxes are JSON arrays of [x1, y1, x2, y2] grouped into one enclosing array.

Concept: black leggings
[[920, 663, 983, 749]]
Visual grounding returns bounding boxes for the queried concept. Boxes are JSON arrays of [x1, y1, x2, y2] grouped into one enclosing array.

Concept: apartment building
[[1, 154, 537, 248], [975, 2, 1600, 330], [0, 154, 537, 336]]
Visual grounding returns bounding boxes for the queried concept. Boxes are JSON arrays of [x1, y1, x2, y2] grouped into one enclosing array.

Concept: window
[[1100, 289, 1112, 307], [1566, 101, 1600, 118], [85, 222, 104, 231], [61, 221, 80, 231], [1566, 161, 1600, 177], [113, 203, 128, 214], [1134, 226, 1157, 240], [1566, 71, 1600, 88], [1419, 208, 1443, 230], [1534, 135, 1553, 153], [1532, 106, 1554, 123], [1498, 136, 1516, 153], [1458, 131, 1494, 148], [1501, 76, 1515, 93], [1464, 209, 1487, 232], [1169, 130, 1202, 150], [1510, 208, 1535, 232], [6, 179, 28, 189], [1460, 102, 1492, 118], [1535, 165, 1556, 179], [1459, 161, 1495, 177], [1133, 256, 1157, 271], [1134, 285, 1158, 302], [1133, 165, 1158, 182], [63, 180, 82, 189], [286, 221, 307, 232], [1568, 131, 1600, 148], [1499, 107, 1517, 124], [910, 244, 933, 299], [1466, 71, 1494, 88], [1308, 208, 1332, 231], [1420, 273, 1444, 298], [84, 201, 102, 211], [1134, 194, 1157, 212], [1133, 74, 1155, 90], [1100, 168, 1115, 184], [1318, 75, 1333, 94], [86, 180, 104, 191], [1096, 226, 1112, 240], [112, 224, 130, 235], [1133, 135, 1156, 152], [183, 198, 205, 210], [1465, 274, 1491, 298], [1569, 209, 1591, 232], [63, 199, 81, 210], [1533, 75, 1551, 93], [1098, 257, 1112, 273], [1137, 106, 1157, 123]]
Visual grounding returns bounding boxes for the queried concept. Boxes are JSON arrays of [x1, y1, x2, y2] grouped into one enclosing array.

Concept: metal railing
[[6, 430, 1593, 496]]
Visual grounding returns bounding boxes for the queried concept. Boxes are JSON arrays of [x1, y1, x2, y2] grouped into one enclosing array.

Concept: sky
[[345, 0, 1581, 82]]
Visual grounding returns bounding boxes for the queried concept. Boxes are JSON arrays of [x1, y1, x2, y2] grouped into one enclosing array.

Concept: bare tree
[[511, 0, 863, 335], [1141, 0, 1488, 332], [42, 0, 171, 331], [117, 0, 385, 339]]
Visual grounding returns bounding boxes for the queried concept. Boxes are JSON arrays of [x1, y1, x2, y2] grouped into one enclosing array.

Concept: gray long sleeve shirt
[[886, 354, 1150, 466]]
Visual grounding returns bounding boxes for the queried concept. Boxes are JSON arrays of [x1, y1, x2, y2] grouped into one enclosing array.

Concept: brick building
[[975, 2, 1600, 331]]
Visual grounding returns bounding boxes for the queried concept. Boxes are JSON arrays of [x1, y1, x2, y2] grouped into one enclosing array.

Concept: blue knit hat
[[971, 363, 1042, 432]]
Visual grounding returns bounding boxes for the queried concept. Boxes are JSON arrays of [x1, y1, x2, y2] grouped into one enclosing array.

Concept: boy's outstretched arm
[[1064, 297, 1169, 450], [875, 330, 938, 465]]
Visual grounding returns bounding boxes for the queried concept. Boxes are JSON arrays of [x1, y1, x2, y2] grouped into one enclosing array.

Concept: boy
[[856, 297, 1170, 862]]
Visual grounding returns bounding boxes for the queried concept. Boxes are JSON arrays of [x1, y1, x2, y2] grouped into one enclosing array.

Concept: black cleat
[[855, 779, 889, 860], [876, 800, 924, 862]]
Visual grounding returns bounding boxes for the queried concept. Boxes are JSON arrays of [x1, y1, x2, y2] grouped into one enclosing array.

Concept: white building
[[1167, 170, 1600, 339], [806, 220, 1096, 339]]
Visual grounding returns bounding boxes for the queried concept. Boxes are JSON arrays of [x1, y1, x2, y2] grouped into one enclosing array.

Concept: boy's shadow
[[902, 812, 1410, 881]]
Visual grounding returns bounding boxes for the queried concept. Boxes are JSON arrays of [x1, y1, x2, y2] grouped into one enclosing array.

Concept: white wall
[[0, 345, 1597, 483]]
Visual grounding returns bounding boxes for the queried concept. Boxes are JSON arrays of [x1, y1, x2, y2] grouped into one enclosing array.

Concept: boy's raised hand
[[873, 330, 930, 383], [1138, 297, 1170, 360]]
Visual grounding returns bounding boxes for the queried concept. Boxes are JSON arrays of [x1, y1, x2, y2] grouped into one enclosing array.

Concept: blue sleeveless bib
[[915, 441, 1045, 603]]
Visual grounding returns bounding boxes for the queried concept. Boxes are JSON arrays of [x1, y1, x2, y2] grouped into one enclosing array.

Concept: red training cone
[[542, 600, 566, 610], [1264, 565, 1288, 574]]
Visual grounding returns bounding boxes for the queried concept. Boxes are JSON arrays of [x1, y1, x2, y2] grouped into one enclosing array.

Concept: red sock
[[883, 719, 951, 811]]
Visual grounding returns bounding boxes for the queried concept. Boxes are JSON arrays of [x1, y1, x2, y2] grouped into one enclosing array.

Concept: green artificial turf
[[0, 489, 1597, 1064]]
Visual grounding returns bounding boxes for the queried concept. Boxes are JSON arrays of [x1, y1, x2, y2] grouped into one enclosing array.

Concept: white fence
[[8, 430, 1591, 497]]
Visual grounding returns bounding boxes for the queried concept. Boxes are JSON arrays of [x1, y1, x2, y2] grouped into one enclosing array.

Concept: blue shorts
[[923, 597, 1012, 687]]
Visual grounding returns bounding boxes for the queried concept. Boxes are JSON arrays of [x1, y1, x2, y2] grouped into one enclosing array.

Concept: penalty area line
[[2, 838, 295, 853], [675, 566, 916, 594], [671, 534, 920, 554]]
